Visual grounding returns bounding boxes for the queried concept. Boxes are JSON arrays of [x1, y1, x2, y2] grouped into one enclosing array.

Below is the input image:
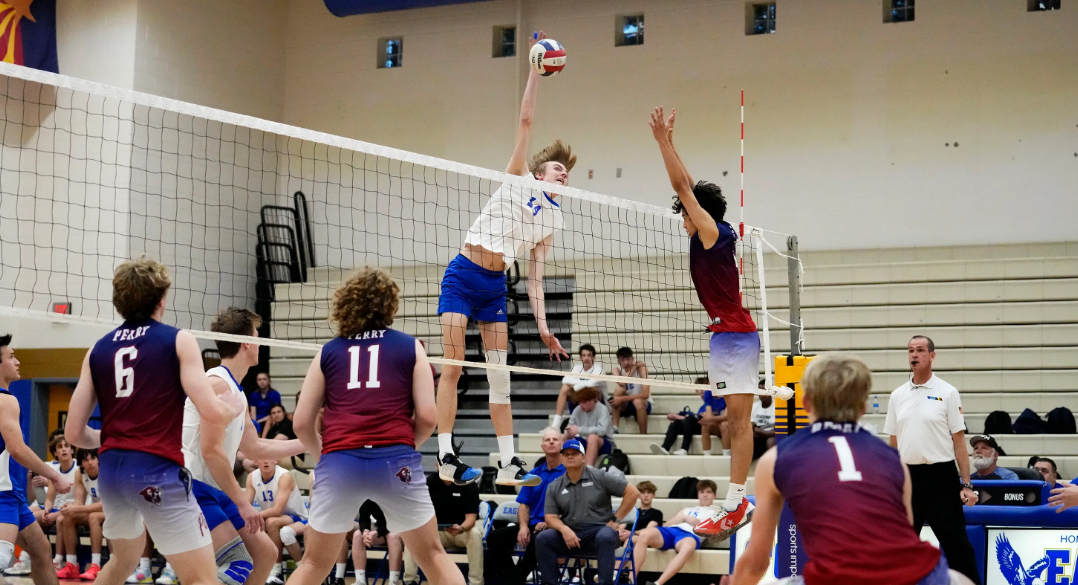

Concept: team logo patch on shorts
[[396, 466, 413, 483], [716, 382, 726, 390], [139, 485, 163, 506]]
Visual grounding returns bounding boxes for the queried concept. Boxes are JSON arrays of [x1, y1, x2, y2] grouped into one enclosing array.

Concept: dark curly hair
[[671, 181, 728, 225], [331, 267, 400, 338]]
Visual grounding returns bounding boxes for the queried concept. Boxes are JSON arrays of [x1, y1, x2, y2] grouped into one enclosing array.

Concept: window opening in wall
[[493, 26, 515, 58], [885, 0, 915, 23], [1028, 0, 1060, 10], [378, 37, 402, 69], [747, 3, 776, 35], [616, 14, 645, 46]]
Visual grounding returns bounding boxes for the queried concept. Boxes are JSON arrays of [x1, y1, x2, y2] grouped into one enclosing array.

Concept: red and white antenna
[[738, 89, 745, 294]]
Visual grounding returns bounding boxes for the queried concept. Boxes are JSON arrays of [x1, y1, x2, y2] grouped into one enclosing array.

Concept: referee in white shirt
[[884, 336, 981, 585]]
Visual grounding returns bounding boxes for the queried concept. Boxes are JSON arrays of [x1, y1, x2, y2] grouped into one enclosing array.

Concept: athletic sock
[[91, 553, 101, 565], [389, 570, 402, 584], [20, 550, 29, 562], [335, 563, 346, 578], [498, 435, 516, 468], [551, 415, 562, 429], [54, 554, 62, 566], [66, 554, 77, 566], [140, 557, 151, 572], [438, 433, 453, 459], [356, 569, 366, 583], [272, 562, 282, 575], [723, 449, 732, 456], [724, 483, 747, 512]]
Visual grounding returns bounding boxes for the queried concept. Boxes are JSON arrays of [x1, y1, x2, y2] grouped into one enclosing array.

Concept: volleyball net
[[0, 62, 802, 392]]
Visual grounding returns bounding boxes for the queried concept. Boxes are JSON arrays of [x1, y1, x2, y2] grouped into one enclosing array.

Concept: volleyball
[[530, 39, 566, 77]]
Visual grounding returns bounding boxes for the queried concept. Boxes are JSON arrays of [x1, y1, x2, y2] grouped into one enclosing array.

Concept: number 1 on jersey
[[828, 436, 863, 482], [347, 345, 381, 390]]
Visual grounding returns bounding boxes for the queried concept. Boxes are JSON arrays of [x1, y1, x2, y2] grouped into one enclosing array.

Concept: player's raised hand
[[529, 30, 547, 49], [648, 107, 676, 144]]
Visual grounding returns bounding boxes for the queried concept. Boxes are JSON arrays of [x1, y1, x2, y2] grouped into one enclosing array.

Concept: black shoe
[[438, 442, 482, 485]]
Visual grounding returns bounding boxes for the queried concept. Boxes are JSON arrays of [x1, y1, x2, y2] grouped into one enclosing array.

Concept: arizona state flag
[[0, 0, 57, 73]]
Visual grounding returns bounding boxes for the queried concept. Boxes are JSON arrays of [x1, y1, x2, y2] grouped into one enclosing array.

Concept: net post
[[786, 235, 802, 357], [753, 230, 773, 389]]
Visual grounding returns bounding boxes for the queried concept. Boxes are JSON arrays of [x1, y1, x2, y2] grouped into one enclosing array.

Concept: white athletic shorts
[[98, 450, 211, 556], [308, 445, 434, 535], [708, 331, 761, 396]]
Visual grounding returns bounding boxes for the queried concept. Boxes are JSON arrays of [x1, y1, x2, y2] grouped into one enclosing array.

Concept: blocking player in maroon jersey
[[730, 354, 974, 585], [65, 257, 245, 585]]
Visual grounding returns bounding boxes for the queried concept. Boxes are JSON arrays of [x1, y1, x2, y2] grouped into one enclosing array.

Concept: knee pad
[[0, 541, 14, 571], [215, 536, 254, 585], [486, 350, 510, 405], [280, 525, 298, 547]]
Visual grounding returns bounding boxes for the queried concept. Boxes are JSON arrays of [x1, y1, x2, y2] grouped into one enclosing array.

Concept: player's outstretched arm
[[293, 349, 325, 455], [648, 107, 720, 248], [730, 446, 783, 585], [64, 350, 101, 451], [177, 331, 243, 425], [0, 393, 69, 493], [528, 235, 569, 361], [505, 31, 546, 176], [238, 419, 306, 461], [412, 339, 437, 448]]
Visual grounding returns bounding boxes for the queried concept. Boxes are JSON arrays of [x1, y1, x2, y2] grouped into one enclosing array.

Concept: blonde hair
[[802, 353, 872, 423], [112, 256, 171, 321], [331, 267, 399, 338], [528, 140, 576, 176]]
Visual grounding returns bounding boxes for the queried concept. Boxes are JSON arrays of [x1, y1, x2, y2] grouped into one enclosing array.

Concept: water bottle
[[872, 395, 880, 414]]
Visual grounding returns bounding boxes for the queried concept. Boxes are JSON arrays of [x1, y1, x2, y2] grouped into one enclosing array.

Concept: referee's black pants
[[908, 462, 982, 585]]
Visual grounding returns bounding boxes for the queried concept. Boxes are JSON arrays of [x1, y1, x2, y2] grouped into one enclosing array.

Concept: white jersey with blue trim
[[463, 183, 563, 266], [674, 506, 712, 533], [181, 365, 247, 490], [52, 460, 78, 508], [82, 472, 101, 504], [252, 465, 307, 519]]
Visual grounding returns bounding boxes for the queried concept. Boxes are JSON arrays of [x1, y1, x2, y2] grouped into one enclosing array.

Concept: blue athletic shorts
[[192, 480, 244, 532], [0, 493, 36, 531], [708, 331, 761, 396], [286, 514, 307, 524], [657, 526, 701, 550], [438, 254, 508, 323], [620, 400, 652, 418]]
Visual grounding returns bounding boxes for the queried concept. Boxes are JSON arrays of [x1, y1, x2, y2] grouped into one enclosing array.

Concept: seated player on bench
[[55, 448, 107, 580], [631, 480, 716, 585]]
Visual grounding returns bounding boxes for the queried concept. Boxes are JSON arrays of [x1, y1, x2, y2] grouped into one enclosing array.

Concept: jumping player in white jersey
[[649, 107, 791, 540], [65, 257, 246, 585], [0, 333, 71, 585], [289, 268, 465, 585], [181, 307, 308, 585], [435, 30, 573, 487], [247, 459, 307, 585]]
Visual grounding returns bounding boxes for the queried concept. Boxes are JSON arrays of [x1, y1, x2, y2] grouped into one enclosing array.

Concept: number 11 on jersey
[[347, 345, 381, 390]]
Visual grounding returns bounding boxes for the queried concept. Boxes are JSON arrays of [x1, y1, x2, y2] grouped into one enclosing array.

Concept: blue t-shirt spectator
[[976, 467, 1019, 481], [697, 390, 726, 417], [249, 387, 282, 422], [517, 463, 566, 527]]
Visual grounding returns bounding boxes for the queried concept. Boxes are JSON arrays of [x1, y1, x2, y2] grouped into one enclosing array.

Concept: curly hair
[[112, 256, 171, 321], [671, 181, 728, 225], [528, 140, 577, 176], [331, 267, 400, 338]]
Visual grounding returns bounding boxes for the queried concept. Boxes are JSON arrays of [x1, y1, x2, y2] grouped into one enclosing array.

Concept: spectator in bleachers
[[652, 377, 727, 456], [249, 371, 282, 430], [487, 428, 566, 585], [404, 473, 484, 585], [618, 481, 663, 543], [1032, 457, 1065, 489], [631, 479, 717, 585], [55, 448, 106, 580], [36, 434, 76, 573], [969, 435, 1018, 480], [353, 500, 404, 585], [751, 389, 776, 460], [565, 387, 614, 467], [553, 344, 604, 430], [538, 438, 639, 585], [610, 347, 651, 434], [262, 403, 297, 440]]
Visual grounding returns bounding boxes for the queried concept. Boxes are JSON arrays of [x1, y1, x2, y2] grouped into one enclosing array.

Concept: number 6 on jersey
[[347, 345, 381, 389], [114, 346, 138, 397]]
